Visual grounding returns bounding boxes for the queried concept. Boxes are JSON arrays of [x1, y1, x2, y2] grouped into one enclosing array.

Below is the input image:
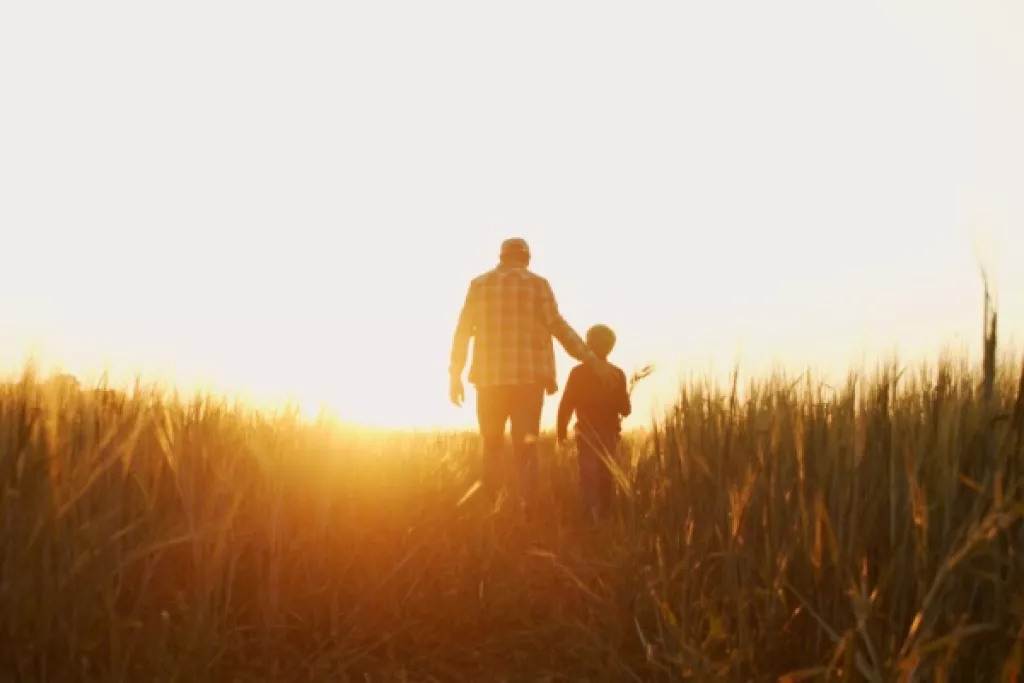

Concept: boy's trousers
[[576, 430, 619, 516]]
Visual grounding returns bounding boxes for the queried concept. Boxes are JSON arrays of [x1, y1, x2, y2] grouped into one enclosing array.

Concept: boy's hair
[[585, 324, 617, 360]]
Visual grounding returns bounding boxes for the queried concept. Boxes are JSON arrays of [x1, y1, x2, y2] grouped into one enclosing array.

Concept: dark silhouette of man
[[448, 238, 616, 506]]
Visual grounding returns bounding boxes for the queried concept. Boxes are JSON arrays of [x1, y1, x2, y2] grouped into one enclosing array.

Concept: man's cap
[[500, 238, 530, 260]]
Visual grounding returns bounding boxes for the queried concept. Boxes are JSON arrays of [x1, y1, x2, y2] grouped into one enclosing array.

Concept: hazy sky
[[1, 1, 1022, 429]]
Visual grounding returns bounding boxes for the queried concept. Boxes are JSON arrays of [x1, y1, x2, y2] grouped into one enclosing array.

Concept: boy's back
[[556, 361, 631, 439]]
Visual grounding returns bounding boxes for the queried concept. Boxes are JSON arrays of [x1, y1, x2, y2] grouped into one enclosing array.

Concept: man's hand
[[449, 374, 465, 407]]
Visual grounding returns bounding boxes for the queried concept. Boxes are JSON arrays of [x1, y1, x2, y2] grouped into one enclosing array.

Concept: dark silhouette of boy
[[556, 324, 631, 520]]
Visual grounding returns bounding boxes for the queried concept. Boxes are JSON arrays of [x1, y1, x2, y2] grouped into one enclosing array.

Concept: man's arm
[[538, 279, 596, 364], [556, 368, 579, 441], [449, 282, 477, 378]]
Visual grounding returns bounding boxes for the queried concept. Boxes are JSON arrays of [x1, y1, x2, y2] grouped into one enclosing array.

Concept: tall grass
[[1, 347, 1023, 680]]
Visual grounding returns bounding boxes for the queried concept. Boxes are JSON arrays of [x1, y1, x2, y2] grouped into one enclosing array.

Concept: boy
[[556, 324, 632, 520]]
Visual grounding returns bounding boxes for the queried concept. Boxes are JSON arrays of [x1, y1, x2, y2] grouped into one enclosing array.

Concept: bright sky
[[1, 1, 1022, 429]]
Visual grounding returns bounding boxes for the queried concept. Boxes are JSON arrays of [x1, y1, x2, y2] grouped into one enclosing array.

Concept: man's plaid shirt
[[449, 265, 592, 389]]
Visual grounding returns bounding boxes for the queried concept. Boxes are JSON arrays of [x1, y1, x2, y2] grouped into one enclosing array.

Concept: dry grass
[[1, 345, 1023, 681]]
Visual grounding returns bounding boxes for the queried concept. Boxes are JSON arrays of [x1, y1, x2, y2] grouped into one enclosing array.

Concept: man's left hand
[[449, 375, 465, 407]]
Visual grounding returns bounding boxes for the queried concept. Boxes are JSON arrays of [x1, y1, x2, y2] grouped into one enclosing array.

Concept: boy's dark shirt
[[557, 362, 631, 441]]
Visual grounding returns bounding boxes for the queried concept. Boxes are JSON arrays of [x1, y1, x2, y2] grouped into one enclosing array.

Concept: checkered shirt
[[449, 265, 592, 389]]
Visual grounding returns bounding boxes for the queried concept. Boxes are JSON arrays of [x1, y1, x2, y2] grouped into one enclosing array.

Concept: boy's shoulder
[[568, 361, 627, 378], [598, 361, 626, 377], [607, 363, 628, 389]]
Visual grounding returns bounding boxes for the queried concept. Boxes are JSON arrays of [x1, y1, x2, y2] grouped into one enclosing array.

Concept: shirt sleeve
[[538, 279, 591, 363], [449, 281, 478, 377], [617, 368, 632, 418], [556, 367, 579, 440]]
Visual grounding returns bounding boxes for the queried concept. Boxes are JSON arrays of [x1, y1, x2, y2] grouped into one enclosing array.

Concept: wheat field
[[1, 340, 1023, 681]]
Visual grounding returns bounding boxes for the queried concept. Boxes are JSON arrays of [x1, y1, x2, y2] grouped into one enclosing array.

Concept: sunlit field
[[2, 337, 1023, 681]]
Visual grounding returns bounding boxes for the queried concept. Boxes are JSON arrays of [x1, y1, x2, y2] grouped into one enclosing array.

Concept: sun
[[282, 375, 476, 431]]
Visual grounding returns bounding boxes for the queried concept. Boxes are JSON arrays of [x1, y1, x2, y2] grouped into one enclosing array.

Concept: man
[[448, 237, 617, 506]]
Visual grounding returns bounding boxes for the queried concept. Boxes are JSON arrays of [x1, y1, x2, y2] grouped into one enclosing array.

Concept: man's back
[[457, 265, 554, 387], [449, 263, 591, 390]]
